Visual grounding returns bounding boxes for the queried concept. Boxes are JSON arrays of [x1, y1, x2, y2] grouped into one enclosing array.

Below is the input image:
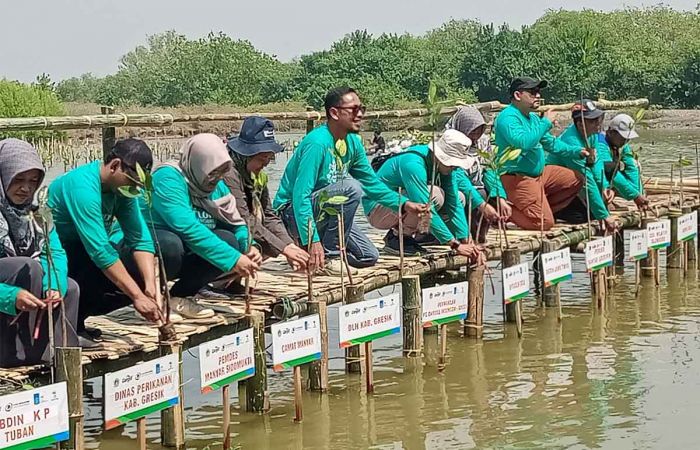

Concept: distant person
[[365, 129, 485, 264], [48, 139, 160, 341], [273, 86, 428, 275], [0, 139, 84, 366], [367, 130, 386, 154], [548, 100, 617, 231], [225, 116, 309, 270], [145, 134, 259, 315], [495, 77, 584, 231], [446, 105, 509, 242], [597, 114, 649, 210]]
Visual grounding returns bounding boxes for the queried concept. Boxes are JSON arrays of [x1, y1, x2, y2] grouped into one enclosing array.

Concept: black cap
[[227, 116, 284, 157], [110, 138, 153, 172], [571, 99, 605, 120], [509, 77, 548, 95]]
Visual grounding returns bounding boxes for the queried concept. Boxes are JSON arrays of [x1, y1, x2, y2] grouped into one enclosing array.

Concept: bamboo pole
[[293, 366, 303, 423], [56, 347, 83, 450], [438, 324, 448, 371], [160, 342, 185, 449], [401, 275, 422, 356], [244, 311, 269, 413], [540, 240, 561, 309], [101, 106, 116, 159], [0, 99, 649, 132], [364, 342, 374, 394], [345, 284, 365, 373], [668, 213, 683, 269], [465, 266, 485, 338], [137, 417, 147, 450], [502, 248, 523, 338], [222, 385, 231, 450]]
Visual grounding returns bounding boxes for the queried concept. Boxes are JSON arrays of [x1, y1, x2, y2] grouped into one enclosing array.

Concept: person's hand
[[143, 280, 158, 303], [603, 189, 616, 204], [579, 148, 590, 159], [455, 241, 483, 263], [602, 216, 619, 233], [232, 254, 260, 278], [403, 201, 430, 216], [44, 290, 62, 304], [133, 294, 162, 323], [247, 246, 263, 265], [496, 198, 512, 221], [634, 195, 650, 210], [479, 202, 499, 223], [15, 289, 45, 313], [283, 243, 310, 271], [308, 241, 325, 273]]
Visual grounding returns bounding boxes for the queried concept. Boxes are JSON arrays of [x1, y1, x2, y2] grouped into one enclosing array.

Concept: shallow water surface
[[74, 128, 700, 449]]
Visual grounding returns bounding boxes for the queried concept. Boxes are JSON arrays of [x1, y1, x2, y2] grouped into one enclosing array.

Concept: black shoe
[[383, 230, 427, 256], [554, 197, 588, 224], [413, 232, 440, 245], [78, 336, 102, 350], [79, 327, 103, 342]]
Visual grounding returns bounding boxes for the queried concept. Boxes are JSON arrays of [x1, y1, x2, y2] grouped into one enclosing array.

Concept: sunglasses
[[335, 104, 367, 116], [520, 88, 541, 96]]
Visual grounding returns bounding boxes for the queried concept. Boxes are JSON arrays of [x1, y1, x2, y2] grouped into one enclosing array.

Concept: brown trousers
[[501, 165, 583, 231]]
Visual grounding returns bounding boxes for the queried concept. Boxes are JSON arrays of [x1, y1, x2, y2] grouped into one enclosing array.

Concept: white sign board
[[0, 383, 68, 450], [104, 354, 180, 430], [338, 294, 401, 348], [502, 262, 530, 304], [678, 211, 698, 242], [584, 236, 614, 272], [271, 314, 322, 372], [199, 328, 255, 394], [647, 219, 671, 249], [421, 282, 468, 327], [542, 247, 573, 287], [628, 229, 649, 261]]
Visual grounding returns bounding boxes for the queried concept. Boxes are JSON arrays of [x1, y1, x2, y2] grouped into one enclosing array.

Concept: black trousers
[[0, 257, 79, 367], [155, 228, 241, 297]]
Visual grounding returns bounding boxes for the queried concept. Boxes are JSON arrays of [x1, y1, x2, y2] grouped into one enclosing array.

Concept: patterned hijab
[[0, 139, 46, 259], [156, 134, 245, 226], [445, 106, 487, 187]]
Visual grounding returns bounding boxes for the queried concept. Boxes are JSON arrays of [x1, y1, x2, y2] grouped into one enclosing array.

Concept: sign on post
[[271, 314, 322, 372], [678, 211, 698, 242], [647, 219, 671, 249], [0, 382, 68, 450], [199, 328, 255, 394], [104, 354, 180, 430], [584, 236, 614, 272], [542, 247, 573, 287], [628, 229, 649, 261], [502, 262, 530, 304], [421, 282, 468, 327], [338, 294, 401, 347]]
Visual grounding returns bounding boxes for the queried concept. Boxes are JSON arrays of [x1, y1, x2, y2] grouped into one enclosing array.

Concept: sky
[[1, 0, 698, 82]]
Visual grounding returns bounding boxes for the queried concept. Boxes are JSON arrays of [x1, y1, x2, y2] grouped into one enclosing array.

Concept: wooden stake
[[293, 366, 303, 423], [308, 299, 329, 391], [668, 213, 682, 269], [540, 240, 561, 313], [160, 342, 185, 449], [222, 385, 231, 450], [56, 347, 83, 450], [345, 284, 365, 373], [592, 268, 606, 309], [244, 311, 269, 413], [137, 417, 147, 450], [101, 106, 116, 159], [641, 218, 657, 283], [465, 266, 485, 338], [438, 324, 448, 371], [401, 275, 422, 356], [364, 342, 374, 393]]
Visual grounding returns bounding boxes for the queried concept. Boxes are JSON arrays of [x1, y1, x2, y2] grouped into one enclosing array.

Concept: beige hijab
[[157, 133, 245, 226]]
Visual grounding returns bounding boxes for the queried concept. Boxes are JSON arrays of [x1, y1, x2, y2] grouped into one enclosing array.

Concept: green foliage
[[316, 190, 349, 222], [0, 79, 65, 139], [117, 162, 152, 206]]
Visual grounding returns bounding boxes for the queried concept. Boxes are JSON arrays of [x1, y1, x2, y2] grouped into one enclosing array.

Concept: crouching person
[[366, 130, 485, 264], [146, 134, 260, 318], [226, 117, 309, 271], [48, 139, 162, 341], [0, 139, 81, 367]]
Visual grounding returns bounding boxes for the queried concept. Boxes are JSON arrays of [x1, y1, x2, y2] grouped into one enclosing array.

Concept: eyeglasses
[[335, 104, 367, 116], [520, 88, 541, 96]]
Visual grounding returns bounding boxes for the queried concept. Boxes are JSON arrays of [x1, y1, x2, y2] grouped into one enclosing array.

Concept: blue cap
[[227, 116, 284, 156]]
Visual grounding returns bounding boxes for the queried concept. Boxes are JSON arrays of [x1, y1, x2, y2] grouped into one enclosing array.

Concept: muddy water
[[78, 129, 700, 449]]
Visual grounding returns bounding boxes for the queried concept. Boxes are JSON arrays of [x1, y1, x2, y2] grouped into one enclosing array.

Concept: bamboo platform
[[0, 192, 685, 384]]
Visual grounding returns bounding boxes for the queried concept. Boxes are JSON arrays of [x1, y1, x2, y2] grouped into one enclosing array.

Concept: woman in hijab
[[0, 138, 81, 367], [446, 106, 512, 242], [225, 117, 309, 271], [146, 133, 260, 319]]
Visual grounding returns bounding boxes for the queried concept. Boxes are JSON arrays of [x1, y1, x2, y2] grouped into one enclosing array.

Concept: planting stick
[[695, 144, 700, 203], [398, 187, 404, 278], [307, 219, 314, 304], [340, 208, 354, 286]]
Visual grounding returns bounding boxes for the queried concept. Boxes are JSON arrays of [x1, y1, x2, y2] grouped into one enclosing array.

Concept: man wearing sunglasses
[[495, 77, 585, 231], [48, 139, 161, 341], [274, 87, 428, 275]]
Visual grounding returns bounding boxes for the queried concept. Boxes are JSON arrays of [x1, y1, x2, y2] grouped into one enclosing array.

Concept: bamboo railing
[[0, 98, 649, 132]]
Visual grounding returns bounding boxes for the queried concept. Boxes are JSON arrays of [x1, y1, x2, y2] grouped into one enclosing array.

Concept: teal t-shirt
[[273, 124, 406, 245], [48, 160, 154, 270], [596, 134, 642, 201], [144, 165, 249, 272], [364, 145, 469, 243]]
